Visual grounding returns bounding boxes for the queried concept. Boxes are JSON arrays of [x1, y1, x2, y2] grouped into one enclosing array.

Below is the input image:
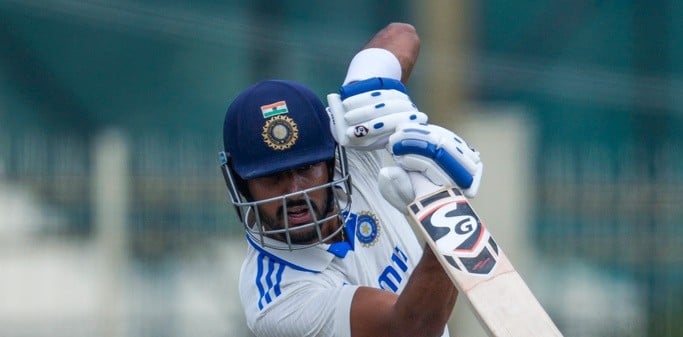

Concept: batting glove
[[378, 123, 483, 212], [327, 77, 428, 151]]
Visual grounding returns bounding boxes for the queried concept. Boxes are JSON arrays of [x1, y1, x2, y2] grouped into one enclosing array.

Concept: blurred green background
[[0, 1, 681, 336]]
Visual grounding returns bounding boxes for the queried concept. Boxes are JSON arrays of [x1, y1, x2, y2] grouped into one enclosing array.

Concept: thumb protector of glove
[[378, 165, 443, 213]]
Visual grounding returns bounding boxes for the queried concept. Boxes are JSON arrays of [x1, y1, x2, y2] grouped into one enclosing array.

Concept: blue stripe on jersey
[[263, 258, 275, 304], [274, 263, 285, 297], [256, 253, 287, 310], [246, 235, 321, 273], [255, 253, 267, 310]]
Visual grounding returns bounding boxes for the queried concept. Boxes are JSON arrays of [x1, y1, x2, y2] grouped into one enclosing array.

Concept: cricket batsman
[[219, 23, 483, 337]]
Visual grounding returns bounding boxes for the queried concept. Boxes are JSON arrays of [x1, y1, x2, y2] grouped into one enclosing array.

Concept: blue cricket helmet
[[223, 80, 336, 180]]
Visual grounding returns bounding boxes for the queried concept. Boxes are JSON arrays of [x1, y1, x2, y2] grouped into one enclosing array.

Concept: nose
[[281, 170, 307, 195]]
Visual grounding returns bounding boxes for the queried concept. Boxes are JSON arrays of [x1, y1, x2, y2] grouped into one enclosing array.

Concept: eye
[[296, 164, 315, 173]]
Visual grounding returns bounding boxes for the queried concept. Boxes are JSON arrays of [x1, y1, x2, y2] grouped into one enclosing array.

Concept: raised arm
[[341, 23, 459, 337]]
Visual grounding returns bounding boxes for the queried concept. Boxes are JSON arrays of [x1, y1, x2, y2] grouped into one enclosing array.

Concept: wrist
[[343, 48, 402, 85]]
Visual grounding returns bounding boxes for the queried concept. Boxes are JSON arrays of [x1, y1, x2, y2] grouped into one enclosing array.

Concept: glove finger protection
[[387, 123, 483, 198], [342, 111, 428, 151], [327, 77, 427, 151], [342, 89, 418, 124]]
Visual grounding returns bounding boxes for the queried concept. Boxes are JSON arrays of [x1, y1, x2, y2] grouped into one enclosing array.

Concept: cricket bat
[[406, 186, 563, 337]]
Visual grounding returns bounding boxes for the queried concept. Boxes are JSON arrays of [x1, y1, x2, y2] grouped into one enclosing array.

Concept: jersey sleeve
[[245, 278, 359, 337]]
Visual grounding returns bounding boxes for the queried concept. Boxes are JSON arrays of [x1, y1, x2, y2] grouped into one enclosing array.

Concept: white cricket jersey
[[238, 149, 450, 337]]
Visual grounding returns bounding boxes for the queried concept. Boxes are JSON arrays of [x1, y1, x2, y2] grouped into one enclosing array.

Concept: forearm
[[363, 23, 420, 84], [389, 246, 458, 337], [349, 247, 457, 337], [343, 22, 420, 85]]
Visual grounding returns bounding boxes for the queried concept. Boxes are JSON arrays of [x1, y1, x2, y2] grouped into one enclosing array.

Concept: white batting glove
[[378, 123, 483, 212], [327, 77, 428, 151], [379, 166, 444, 213]]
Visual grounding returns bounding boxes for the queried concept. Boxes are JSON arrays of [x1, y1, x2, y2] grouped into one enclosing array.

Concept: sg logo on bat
[[409, 188, 499, 275]]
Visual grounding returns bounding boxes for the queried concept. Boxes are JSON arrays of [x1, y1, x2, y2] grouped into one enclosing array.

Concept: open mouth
[[285, 205, 313, 226]]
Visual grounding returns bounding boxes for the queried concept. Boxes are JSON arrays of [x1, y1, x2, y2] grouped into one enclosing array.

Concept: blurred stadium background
[[0, 1, 681, 336]]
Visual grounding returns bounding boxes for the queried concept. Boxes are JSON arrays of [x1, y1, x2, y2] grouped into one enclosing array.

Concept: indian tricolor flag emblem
[[261, 101, 289, 118]]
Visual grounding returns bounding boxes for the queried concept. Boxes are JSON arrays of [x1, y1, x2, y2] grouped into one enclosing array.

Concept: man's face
[[246, 161, 333, 244]]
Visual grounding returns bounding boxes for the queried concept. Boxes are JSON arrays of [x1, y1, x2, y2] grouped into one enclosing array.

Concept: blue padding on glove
[[392, 139, 474, 189], [339, 77, 406, 99]]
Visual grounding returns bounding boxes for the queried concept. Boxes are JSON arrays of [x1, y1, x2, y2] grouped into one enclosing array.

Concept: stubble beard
[[258, 192, 336, 245]]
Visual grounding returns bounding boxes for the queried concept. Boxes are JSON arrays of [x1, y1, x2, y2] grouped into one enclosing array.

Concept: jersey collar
[[245, 229, 354, 273]]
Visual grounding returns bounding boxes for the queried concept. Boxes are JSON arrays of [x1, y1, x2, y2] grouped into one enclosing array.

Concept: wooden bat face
[[407, 187, 563, 337], [409, 188, 499, 275]]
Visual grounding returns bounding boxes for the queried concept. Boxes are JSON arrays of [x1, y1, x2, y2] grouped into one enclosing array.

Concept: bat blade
[[407, 187, 563, 337]]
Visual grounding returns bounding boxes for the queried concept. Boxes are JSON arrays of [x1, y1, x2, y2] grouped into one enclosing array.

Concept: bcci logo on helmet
[[262, 115, 299, 151]]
